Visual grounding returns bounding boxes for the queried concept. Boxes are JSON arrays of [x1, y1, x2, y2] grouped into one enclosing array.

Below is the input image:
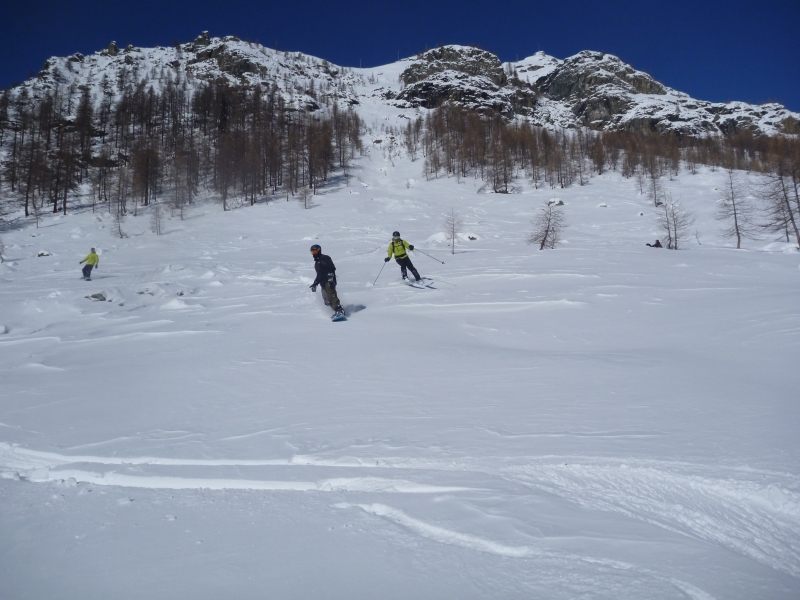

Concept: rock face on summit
[[393, 46, 536, 117], [400, 47, 507, 87], [538, 51, 667, 100]]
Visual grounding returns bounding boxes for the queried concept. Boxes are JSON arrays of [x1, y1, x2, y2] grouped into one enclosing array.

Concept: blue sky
[[3, 0, 798, 110]]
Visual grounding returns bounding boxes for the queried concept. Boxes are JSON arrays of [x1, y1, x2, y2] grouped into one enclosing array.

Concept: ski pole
[[432, 277, 457, 287], [372, 261, 387, 286], [413, 249, 444, 264]]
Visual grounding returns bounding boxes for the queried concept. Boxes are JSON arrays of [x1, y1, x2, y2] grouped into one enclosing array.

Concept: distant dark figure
[[646, 239, 663, 248]]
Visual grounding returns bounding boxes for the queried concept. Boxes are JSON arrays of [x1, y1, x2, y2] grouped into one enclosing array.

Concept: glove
[[94, 265, 98, 269], [310, 284, 317, 292], [409, 245, 414, 251], [384, 257, 390, 262]]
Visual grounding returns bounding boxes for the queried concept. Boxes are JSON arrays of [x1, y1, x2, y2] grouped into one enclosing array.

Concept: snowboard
[[331, 312, 347, 322]]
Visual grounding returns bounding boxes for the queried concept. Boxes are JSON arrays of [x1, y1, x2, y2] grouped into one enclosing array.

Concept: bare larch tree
[[715, 169, 757, 249], [658, 194, 695, 249], [528, 203, 566, 249], [443, 208, 465, 255]]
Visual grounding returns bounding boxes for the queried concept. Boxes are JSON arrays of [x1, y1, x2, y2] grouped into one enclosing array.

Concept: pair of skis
[[403, 277, 436, 289]]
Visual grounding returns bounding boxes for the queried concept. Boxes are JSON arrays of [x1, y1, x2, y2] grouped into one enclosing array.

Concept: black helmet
[[310, 244, 321, 254], [392, 231, 400, 238]]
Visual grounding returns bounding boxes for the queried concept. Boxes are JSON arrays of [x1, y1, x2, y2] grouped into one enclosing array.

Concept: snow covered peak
[[510, 51, 562, 85], [27, 33, 363, 112], [12, 35, 800, 137]]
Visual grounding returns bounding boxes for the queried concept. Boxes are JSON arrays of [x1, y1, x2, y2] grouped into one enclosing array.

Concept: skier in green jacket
[[79, 248, 99, 281], [385, 231, 422, 283]]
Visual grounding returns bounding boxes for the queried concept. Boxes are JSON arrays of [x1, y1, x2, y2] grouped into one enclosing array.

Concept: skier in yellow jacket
[[385, 231, 422, 283], [79, 248, 99, 281]]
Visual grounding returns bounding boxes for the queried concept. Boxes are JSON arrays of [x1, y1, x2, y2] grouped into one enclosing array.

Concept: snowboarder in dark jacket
[[310, 245, 344, 317], [646, 239, 663, 248], [385, 231, 422, 282]]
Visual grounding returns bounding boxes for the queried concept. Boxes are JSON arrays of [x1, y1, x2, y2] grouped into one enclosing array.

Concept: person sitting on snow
[[646, 239, 663, 248]]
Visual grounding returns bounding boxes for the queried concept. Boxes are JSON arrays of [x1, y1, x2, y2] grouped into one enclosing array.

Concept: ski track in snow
[[27, 470, 476, 494], [338, 502, 717, 600], [502, 458, 800, 579], [3, 441, 799, 581]]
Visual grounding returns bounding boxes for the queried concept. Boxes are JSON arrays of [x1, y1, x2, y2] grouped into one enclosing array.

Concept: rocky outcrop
[[780, 116, 800, 135], [396, 71, 532, 116], [395, 47, 535, 116], [192, 31, 211, 49], [189, 43, 260, 77], [536, 51, 666, 100], [401, 46, 506, 86]]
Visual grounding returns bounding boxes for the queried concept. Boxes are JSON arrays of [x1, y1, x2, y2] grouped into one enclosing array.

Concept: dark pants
[[82, 264, 93, 280], [321, 282, 342, 312], [395, 256, 420, 280]]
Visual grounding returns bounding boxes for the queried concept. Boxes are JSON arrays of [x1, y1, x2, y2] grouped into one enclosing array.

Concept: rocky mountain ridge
[[10, 34, 800, 137], [392, 46, 799, 136]]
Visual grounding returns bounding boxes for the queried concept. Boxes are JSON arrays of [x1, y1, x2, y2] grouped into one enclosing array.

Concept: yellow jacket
[[81, 252, 99, 266], [387, 239, 412, 260]]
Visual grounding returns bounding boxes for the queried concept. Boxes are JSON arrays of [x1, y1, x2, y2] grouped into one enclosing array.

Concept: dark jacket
[[312, 253, 337, 287]]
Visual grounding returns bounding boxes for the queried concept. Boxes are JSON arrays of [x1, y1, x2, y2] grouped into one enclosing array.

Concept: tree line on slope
[[401, 104, 800, 248], [0, 75, 362, 225], [0, 80, 798, 249]]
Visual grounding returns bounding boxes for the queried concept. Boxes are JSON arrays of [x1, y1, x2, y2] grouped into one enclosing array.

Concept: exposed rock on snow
[[516, 50, 797, 135], [401, 46, 508, 86], [395, 46, 536, 116]]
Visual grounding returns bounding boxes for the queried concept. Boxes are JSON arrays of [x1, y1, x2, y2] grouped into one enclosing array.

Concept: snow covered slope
[[16, 35, 800, 136], [1, 113, 799, 599]]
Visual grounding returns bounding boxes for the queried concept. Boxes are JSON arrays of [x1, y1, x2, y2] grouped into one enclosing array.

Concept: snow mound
[[160, 299, 189, 310]]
